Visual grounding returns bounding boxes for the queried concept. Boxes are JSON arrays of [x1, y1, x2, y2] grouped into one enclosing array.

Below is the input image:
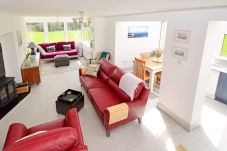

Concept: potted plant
[[24, 52, 31, 66], [153, 49, 163, 62]]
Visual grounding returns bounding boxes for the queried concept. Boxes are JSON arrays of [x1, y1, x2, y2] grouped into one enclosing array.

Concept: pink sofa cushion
[[56, 41, 75, 50], [99, 59, 117, 76], [39, 43, 57, 52], [88, 87, 122, 114], [40, 50, 78, 59]]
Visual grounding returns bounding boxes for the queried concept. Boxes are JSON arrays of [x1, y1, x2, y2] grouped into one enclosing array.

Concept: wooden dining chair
[[133, 58, 150, 81], [140, 52, 150, 59]]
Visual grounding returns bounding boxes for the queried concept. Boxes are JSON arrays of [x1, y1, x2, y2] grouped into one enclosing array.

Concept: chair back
[[93, 51, 110, 64], [133, 58, 146, 80], [140, 52, 150, 59]]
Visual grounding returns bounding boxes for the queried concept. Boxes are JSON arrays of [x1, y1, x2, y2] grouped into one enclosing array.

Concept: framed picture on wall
[[174, 29, 191, 43], [128, 26, 149, 38], [16, 30, 22, 47], [172, 46, 188, 60]]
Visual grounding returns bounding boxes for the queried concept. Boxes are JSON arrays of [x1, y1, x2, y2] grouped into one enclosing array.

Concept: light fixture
[[73, 11, 88, 26]]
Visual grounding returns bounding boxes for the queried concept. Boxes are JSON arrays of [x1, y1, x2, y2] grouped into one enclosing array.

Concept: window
[[25, 17, 93, 46], [67, 22, 82, 41], [221, 34, 227, 57], [48, 22, 64, 42], [26, 23, 45, 44]]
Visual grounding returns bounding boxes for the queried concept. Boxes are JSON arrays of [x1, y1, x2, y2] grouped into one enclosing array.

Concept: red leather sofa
[[38, 41, 79, 59], [79, 59, 150, 137], [3, 109, 88, 151]]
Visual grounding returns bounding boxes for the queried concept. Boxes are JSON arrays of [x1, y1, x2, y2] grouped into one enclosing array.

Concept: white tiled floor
[[0, 57, 227, 151]]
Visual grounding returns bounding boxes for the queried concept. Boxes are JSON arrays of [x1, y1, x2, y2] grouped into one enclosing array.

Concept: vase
[[24, 59, 30, 66]]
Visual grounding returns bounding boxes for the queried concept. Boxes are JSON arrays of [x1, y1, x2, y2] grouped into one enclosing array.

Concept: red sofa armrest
[[69, 145, 88, 151], [65, 108, 84, 145], [3, 127, 78, 151], [103, 87, 150, 127], [27, 119, 65, 134], [3, 123, 28, 149], [79, 67, 88, 76]]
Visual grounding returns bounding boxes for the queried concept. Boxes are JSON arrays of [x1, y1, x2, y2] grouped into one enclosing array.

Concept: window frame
[[220, 34, 227, 57], [25, 17, 92, 45]]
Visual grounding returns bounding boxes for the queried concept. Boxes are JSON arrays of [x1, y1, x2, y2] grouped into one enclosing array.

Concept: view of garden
[[27, 22, 90, 44]]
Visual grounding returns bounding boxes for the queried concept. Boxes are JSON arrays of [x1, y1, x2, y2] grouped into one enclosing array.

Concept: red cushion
[[107, 79, 131, 102], [40, 49, 78, 59], [80, 76, 106, 91], [110, 68, 125, 85], [133, 82, 145, 100], [99, 59, 116, 76], [98, 70, 109, 82], [4, 127, 78, 151], [88, 87, 122, 114]]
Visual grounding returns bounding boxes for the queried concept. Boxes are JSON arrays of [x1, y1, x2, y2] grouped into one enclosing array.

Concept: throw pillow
[[85, 64, 100, 77], [63, 44, 71, 51], [36, 45, 46, 54], [46, 45, 56, 52]]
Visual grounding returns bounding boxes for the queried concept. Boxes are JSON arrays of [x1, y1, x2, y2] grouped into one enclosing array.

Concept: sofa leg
[[106, 130, 110, 137], [138, 117, 142, 124]]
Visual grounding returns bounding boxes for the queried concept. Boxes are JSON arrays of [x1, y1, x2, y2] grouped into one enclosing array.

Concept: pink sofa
[[38, 41, 79, 59]]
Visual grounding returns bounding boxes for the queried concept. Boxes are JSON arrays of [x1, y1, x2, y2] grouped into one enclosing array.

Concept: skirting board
[[157, 102, 201, 132]]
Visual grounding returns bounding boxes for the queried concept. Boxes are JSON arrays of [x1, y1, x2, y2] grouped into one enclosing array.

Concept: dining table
[[139, 57, 163, 95]]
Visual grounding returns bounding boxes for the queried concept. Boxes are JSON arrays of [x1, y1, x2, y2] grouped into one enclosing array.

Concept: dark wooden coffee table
[[56, 89, 84, 115]]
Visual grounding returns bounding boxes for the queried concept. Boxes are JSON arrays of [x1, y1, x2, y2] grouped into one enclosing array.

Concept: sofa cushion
[[39, 43, 57, 52], [57, 41, 75, 50], [63, 44, 72, 51], [98, 70, 109, 82], [133, 82, 145, 100], [80, 76, 106, 91], [99, 59, 116, 76], [107, 79, 131, 102], [4, 127, 78, 151], [85, 64, 100, 77], [40, 49, 78, 59], [88, 87, 123, 114], [110, 68, 125, 85], [46, 45, 56, 52]]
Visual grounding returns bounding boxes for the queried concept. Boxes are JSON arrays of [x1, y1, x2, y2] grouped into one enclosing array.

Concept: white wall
[[105, 8, 227, 130], [115, 21, 161, 69], [0, 12, 27, 82], [93, 17, 107, 51]]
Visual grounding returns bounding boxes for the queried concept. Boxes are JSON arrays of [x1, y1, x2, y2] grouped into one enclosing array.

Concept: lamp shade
[[27, 42, 36, 49]]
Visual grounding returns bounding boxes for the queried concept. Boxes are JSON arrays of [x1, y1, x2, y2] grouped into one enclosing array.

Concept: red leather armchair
[[3, 109, 88, 151]]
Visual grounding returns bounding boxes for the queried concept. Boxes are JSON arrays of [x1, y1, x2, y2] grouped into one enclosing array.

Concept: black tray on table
[[57, 89, 82, 104]]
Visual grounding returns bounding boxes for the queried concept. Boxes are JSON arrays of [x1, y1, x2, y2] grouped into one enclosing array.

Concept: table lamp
[[28, 42, 36, 55]]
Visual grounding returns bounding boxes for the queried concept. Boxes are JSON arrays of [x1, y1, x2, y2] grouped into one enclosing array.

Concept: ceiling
[[0, 0, 227, 17]]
